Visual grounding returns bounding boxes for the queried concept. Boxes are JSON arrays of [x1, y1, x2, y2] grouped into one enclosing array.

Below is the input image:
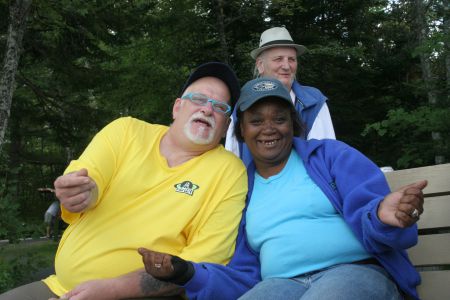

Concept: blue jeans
[[238, 264, 403, 300]]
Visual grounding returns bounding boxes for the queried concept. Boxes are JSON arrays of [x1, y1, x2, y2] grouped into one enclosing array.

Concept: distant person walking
[[40, 188, 60, 238]]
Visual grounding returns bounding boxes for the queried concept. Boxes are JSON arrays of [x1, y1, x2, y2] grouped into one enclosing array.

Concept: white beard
[[183, 112, 216, 145]]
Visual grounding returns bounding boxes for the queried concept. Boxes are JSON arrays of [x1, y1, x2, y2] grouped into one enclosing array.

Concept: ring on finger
[[410, 208, 419, 218], [154, 263, 162, 269]]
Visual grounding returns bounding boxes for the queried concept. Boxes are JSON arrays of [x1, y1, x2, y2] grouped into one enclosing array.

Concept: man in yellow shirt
[[0, 62, 247, 300]]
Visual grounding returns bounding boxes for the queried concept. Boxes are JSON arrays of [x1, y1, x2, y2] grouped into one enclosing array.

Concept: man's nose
[[280, 58, 289, 69], [200, 101, 214, 115]]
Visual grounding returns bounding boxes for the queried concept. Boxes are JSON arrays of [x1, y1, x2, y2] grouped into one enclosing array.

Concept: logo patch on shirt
[[174, 181, 199, 196]]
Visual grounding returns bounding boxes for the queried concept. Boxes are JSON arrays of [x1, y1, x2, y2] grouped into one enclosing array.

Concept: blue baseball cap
[[236, 77, 293, 112]]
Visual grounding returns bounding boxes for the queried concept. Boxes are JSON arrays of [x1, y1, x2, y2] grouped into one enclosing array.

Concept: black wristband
[[153, 255, 195, 286], [169, 256, 195, 285]]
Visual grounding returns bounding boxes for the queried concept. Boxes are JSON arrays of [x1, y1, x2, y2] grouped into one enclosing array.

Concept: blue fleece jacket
[[183, 138, 420, 300]]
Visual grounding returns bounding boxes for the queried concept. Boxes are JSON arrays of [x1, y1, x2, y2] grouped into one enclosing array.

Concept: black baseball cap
[[180, 62, 240, 107]]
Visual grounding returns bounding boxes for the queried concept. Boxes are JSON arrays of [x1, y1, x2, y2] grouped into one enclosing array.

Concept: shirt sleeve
[[61, 117, 130, 223], [178, 160, 248, 266], [224, 115, 240, 157], [328, 142, 418, 252], [307, 103, 336, 140]]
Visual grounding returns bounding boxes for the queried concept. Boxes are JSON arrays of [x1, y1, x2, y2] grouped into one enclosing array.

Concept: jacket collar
[[292, 137, 322, 163], [291, 81, 321, 108]]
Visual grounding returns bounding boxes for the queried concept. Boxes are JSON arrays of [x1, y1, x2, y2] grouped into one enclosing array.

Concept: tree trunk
[[215, 0, 229, 64], [413, 0, 444, 164], [0, 0, 33, 153], [444, 4, 449, 99], [414, 0, 436, 103]]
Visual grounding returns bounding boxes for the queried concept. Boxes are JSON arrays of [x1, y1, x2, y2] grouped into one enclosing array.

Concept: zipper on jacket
[[295, 97, 305, 108]]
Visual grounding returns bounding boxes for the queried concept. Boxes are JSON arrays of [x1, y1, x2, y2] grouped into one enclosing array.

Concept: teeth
[[261, 140, 277, 146]]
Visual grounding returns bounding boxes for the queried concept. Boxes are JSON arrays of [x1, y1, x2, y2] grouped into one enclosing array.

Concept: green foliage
[[0, 193, 21, 242], [0, 188, 46, 242], [0, 241, 57, 293], [0, 254, 45, 293], [363, 106, 450, 168], [0, 0, 448, 240]]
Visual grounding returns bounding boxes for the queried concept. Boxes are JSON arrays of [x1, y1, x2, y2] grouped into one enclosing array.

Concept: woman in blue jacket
[[139, 78, 426, 300]]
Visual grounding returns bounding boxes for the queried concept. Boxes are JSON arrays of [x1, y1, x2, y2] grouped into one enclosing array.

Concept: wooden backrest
[[384, 163, 450, 300]]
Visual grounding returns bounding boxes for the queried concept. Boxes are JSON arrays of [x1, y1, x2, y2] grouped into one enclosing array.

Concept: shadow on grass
[[0, 239, 58, 294]]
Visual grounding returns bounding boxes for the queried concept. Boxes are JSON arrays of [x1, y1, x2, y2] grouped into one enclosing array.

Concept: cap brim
[[238, 93, 293, 112], [238, 94, 267, 111], [181, 62, 240, 107], [250, 44, 307, 59]]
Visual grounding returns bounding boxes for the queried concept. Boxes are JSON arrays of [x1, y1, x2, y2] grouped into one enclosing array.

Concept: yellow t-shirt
[[43, 117, 247, 296]]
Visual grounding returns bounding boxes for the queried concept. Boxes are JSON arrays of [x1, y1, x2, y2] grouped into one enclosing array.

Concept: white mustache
[[188, 112, 216, 128]]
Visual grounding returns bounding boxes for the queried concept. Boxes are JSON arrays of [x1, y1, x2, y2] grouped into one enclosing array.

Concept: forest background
[[0, 0, 448, 242]]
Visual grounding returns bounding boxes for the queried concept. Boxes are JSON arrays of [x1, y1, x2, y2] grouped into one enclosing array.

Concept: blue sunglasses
[[181, 93, 231, 115]]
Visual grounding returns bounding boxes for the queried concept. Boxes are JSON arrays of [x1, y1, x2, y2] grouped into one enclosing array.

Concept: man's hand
[[138, 248, 175, 279], [48, 270, 184, 300], [49, 278, 119, 300], [54, 168, 97, 213], [377, 180, 427, 228]]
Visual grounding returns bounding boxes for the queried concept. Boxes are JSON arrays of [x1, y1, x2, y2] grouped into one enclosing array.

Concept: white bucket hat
[[250, 27, 307, 59]]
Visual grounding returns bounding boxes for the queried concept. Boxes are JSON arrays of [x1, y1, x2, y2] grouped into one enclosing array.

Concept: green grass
[[0, 239, 58, 293], [0, 239, 57, 262]]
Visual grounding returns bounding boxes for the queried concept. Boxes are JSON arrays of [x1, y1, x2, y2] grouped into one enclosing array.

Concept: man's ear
[[172, 98, 182, 119], [256, 58, 264, 75]]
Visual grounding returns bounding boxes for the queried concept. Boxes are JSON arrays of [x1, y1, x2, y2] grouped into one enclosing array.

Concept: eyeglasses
[[181, 93, 231, 115]]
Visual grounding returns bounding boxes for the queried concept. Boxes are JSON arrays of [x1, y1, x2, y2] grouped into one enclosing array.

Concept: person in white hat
[[225, 27, 335, 160]]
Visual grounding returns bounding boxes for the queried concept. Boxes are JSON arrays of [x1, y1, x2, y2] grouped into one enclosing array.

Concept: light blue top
[[246, 150, 370, 279], [186, 139, 420, 300]]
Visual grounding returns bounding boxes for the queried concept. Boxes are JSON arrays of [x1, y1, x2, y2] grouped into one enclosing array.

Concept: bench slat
[[416, 195, 450, 230], [408, 233, 450, 265], [385, 163, 450, 195], [384, 164, 450, 299], [417, 271, 450, 300]]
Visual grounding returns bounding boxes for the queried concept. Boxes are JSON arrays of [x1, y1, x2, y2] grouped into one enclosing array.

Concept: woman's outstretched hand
[[378, 180, 427, 228]]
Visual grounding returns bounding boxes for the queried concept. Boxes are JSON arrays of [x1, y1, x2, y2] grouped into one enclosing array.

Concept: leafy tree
[[0, 0, 447, 237], [363, 0, 449, 167]]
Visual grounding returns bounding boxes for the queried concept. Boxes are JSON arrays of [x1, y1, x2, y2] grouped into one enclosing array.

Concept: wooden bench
[[384, 163, 450, 300]]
